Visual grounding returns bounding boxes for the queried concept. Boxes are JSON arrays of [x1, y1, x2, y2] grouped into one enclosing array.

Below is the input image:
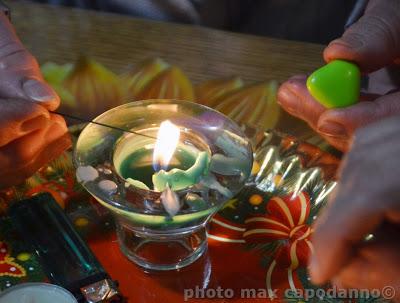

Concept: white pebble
[[76, 166, 99, 182], [103, 168, 112, 175], [98, 180, 118, 194]]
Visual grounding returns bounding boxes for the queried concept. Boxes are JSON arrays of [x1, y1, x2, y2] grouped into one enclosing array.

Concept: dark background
[[28, 0, 357, 44]]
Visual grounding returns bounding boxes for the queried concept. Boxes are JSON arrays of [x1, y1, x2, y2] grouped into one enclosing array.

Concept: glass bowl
[[74, 99, 253, 270]]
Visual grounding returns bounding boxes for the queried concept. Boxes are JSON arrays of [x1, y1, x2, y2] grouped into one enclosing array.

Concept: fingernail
[[277, 87, 298, 114], [328, 38, 364, 50], [22, 79, 58, 103], [318, 121, 347, 138]]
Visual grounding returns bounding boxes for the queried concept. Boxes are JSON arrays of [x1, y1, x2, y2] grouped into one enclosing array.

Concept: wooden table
[[10, 1, 325, 85], [1, 3, 339, 303]]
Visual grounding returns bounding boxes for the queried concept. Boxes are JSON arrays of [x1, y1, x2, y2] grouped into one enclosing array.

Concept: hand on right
[[309, 115, 400, 301], [278, 0, 400, 151]]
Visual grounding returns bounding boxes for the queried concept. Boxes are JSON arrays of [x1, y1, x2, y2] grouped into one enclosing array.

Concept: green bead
[[307, 60, 360, 108]]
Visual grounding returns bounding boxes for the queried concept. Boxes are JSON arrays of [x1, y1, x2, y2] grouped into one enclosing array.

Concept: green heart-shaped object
[[307, 60, 360, 108]]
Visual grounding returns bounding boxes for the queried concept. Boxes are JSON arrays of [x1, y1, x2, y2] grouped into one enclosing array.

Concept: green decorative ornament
[[307, 60, 360, 108]]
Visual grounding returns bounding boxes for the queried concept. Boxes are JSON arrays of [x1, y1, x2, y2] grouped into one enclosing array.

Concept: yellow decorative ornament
[[63, 56, 123, 119], [41, 57, 281, 131], [136, 66, 194, 101], [215, 81, 280, 129], [249, 194, 263, 205], [41, 62, 75, 107], [74, 217, 90, 227], [121, 58, 170, 99], [222, 198, 238, 210], [251, 161, 261, 175], [195, 76, 244, 107], [16, 252, 31, 262], [273, 175, 283, 186]]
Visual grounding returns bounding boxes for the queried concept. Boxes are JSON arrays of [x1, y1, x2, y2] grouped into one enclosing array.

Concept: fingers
[[0, 98, 50, 146], [311, 187, 400, 285], [333, 226, 400, 301], [310, 118, 400, 284], [317, 92, 400, 140], [277, 75, 356, 151], [0, 113, 68, 170], [0, 14, 59, 110], [309, 190, 385, 284], [0, 116, 70, 188], [277, 75, 325, 129], [324, 0, 400, 72], [0, 133, 71, 188], [278, 74, 400, 151], [353, 114, 400, 150]]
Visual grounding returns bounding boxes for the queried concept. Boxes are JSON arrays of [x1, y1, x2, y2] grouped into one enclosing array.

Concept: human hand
[[0, 12, 71, 188], [0, 98, 70, 188], [0, 13, 59, 110], [277, 0, 400, 151], [309, 115, 400, 301]]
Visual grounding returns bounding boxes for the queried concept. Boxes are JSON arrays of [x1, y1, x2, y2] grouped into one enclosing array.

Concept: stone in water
[[76, 166, 99, 182], [98, 180, 118, 194]]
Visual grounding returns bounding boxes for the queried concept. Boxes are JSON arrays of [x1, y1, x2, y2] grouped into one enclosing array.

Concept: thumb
[[316, 92, 400, 140], [0, 14, 59, 110], [324, 0, 400, 72]]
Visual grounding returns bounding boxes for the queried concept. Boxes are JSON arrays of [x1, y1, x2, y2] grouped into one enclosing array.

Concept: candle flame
[[153, 120, 180, 170]]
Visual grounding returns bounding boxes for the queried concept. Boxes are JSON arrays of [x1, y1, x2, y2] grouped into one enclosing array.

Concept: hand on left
[[0, 13, 60, 110], [0, 99, 70, 188], [0, 13, 71, 188]]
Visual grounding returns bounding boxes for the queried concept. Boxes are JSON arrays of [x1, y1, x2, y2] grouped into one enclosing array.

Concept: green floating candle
[[307, 60, 360, 108], [153, 151, 210, 191]]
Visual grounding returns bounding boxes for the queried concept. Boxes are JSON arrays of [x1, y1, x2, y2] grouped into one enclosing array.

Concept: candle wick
[[153, 159, 170, 172], [153, 161, 161, 172]]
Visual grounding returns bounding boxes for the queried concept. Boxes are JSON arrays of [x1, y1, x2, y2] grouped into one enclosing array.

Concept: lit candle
[[152, 120, 181, 171], [118, 120, 209, 192], [114, 120, 211, 216], [0, 283, 77, 303]]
